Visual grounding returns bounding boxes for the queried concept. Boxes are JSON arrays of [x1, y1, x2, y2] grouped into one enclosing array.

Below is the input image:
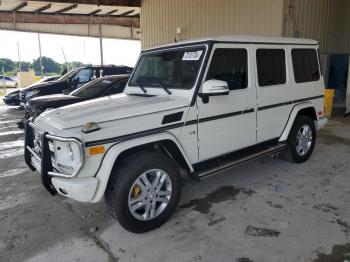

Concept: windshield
[[57, 69, 79, 82], [129, 46, 205, 90], [70, 78, 113, 98]]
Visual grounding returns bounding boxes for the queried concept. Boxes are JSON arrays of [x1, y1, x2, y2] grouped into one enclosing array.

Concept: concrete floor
[[0, 103, 349, 262]]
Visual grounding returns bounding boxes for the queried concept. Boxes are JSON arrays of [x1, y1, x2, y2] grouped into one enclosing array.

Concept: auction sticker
[[182, 50, 203, 61]]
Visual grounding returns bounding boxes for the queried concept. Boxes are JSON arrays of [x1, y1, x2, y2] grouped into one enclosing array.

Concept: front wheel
[[105, 151, 182, 233], [280, 115, 316, 163]]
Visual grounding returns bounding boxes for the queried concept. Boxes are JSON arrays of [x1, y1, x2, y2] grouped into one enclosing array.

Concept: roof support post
[[99, 18, 103, 66]]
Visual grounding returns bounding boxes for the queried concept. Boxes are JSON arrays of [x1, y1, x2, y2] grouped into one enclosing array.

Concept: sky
[[0, 30, 141, 67]]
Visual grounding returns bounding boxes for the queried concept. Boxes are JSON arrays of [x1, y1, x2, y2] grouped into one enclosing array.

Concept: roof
[[99, 74, 130, 81], [0, 1, 140, 17], [145, 35, 319, 51]]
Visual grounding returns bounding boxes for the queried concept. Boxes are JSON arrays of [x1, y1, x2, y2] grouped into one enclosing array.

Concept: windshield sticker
[[102, 80, 112, 84], [182, 50, 203, 61]]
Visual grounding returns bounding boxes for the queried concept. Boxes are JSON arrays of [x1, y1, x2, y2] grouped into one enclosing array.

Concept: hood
[[29, 94, 83, 107], [22, 81, 59, 92], [6, 89, 19, 96], [35, 94, 189, 130]]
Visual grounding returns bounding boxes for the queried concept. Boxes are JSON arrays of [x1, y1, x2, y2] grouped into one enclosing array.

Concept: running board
[[195, 143, 287, 179]]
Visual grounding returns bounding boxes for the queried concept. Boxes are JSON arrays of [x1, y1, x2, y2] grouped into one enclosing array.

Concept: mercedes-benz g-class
[[24, 36, 327, 233]]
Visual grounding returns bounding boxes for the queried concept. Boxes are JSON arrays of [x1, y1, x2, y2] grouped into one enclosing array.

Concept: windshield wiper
[[136, 81, 147, 93], [151, 81, 172, 95]]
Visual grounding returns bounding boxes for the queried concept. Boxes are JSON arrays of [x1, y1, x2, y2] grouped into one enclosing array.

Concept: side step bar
[[196, 144, 287, 179]]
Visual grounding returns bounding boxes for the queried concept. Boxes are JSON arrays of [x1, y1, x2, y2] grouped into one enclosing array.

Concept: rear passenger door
[[255, 47, 293, 142], [197, 44, 256, 161]]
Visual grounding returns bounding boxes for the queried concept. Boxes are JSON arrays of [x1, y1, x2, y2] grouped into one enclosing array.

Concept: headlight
[[47, 137, 84, 177], [26, 89, 40, 98]]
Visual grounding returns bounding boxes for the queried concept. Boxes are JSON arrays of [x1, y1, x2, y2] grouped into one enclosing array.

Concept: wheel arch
[[90, 132, 193, 203], [279, 103, 317, 142]]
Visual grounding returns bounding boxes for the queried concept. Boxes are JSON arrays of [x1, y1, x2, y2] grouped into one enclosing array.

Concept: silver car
[[0, 75, 18, 88]]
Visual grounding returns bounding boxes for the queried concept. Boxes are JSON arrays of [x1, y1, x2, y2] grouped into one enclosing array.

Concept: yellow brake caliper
[[132, 185, 142, 198]]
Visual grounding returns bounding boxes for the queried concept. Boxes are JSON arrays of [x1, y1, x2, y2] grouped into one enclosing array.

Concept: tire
[[280, 115, 316, 163], [105, 151, 182, 233]]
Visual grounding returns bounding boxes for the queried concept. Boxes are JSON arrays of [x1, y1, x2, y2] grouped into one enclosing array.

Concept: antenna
[[61, 46, 68, 70]]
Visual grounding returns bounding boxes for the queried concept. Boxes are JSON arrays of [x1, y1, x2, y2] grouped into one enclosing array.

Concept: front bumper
[[24, 121, 96, 201], [3, 97, 20, 106], [316, 117, 328, 130]]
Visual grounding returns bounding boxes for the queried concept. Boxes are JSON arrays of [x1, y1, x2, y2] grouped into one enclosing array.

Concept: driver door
[[197, 44, 256, 161], [72, 68, 92, 89]]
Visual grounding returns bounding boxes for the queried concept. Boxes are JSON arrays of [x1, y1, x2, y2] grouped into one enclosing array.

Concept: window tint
[[292, 49, 320, 83], [206, 48, 248, 90], [106, 80, 127, 95], [71, 78, 112, 98], [73, 68, 91, 83], [256, 49, 286, 87]]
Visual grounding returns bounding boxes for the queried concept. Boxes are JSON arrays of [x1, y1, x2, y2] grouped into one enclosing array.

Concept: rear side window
[[206, 48, 248, 90], [292, 49, 320, 83], [256, 49, 286, 87]]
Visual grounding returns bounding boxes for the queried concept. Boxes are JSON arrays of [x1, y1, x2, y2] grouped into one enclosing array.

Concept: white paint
[[0, 192, 31, 211], [0, 147, 24, 159], [0, 130, 24, 137], [0, 119, 20, 124], [0, 140, 24, 150], [0, 125, 17, 130], [0, 168, 27, 178]]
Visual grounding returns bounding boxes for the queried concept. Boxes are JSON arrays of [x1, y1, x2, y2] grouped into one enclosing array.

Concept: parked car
[[23, 75, 129, 122], [3, 89, 21, 106], [0, 75, 17, 88], [24, 36, 327, 233], [3, 76, 60, 106], [19, 65, 133, 106]]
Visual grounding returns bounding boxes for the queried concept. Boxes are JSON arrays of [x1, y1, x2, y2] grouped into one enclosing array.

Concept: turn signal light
[[88, 145, 105, 156]]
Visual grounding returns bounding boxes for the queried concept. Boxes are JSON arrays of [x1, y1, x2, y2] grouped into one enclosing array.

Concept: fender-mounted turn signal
[[88, 145, 105, 156]]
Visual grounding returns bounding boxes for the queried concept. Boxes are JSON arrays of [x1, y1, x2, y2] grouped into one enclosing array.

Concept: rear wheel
[[105, 151, 182, 233], [280, 115, 316, 163]]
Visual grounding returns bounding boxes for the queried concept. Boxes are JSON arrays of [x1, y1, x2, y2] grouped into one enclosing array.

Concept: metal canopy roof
[[0, 0, 141, 39], [0, 1, 140, 16]]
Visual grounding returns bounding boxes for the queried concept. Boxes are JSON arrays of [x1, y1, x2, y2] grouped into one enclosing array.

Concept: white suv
[[24, 36, 327, 232]]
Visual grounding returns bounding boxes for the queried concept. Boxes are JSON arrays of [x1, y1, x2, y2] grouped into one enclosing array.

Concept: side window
[[106, 81, 127, 95], [73, 69, 91, 83], [206, 48, 248, 90], [256, 49, 286, 87], [292, 49, 320, 83]]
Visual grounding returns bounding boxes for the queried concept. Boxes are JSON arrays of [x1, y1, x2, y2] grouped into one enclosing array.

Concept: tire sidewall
[[288, 115, 316, 163]]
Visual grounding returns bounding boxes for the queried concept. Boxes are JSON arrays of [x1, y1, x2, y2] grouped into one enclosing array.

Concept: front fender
[[90, 132, 193, 203], [279, 102, 317, 142]]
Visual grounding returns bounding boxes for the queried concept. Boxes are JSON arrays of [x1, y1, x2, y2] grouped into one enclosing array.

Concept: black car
[[3, 76, 60, 106], [19, 65, 133, 106], [23, 75, 129, 124]]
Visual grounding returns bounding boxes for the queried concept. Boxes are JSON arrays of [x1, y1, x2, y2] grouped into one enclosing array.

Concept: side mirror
[[199, 80, 229, 103], [200, 80, 229, 96]]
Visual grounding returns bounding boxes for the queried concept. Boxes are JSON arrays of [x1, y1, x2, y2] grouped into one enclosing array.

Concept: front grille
[[24, 121, 57, 195], [33, 131, 42, 155]]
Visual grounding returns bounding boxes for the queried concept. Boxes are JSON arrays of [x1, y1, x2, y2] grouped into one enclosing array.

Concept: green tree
[[33, 56, 61, 74], [68, 61, 84, 69], [19, 61, 32, 71], [0, 58, 15, 72]]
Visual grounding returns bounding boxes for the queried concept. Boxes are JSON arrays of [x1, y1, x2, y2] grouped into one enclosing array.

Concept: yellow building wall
[[141, 0, 285, 49], [284, 0, 350, 54]]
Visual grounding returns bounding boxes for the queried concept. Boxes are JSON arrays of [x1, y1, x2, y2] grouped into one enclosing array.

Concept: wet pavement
[[0, 103, 349, 262]]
